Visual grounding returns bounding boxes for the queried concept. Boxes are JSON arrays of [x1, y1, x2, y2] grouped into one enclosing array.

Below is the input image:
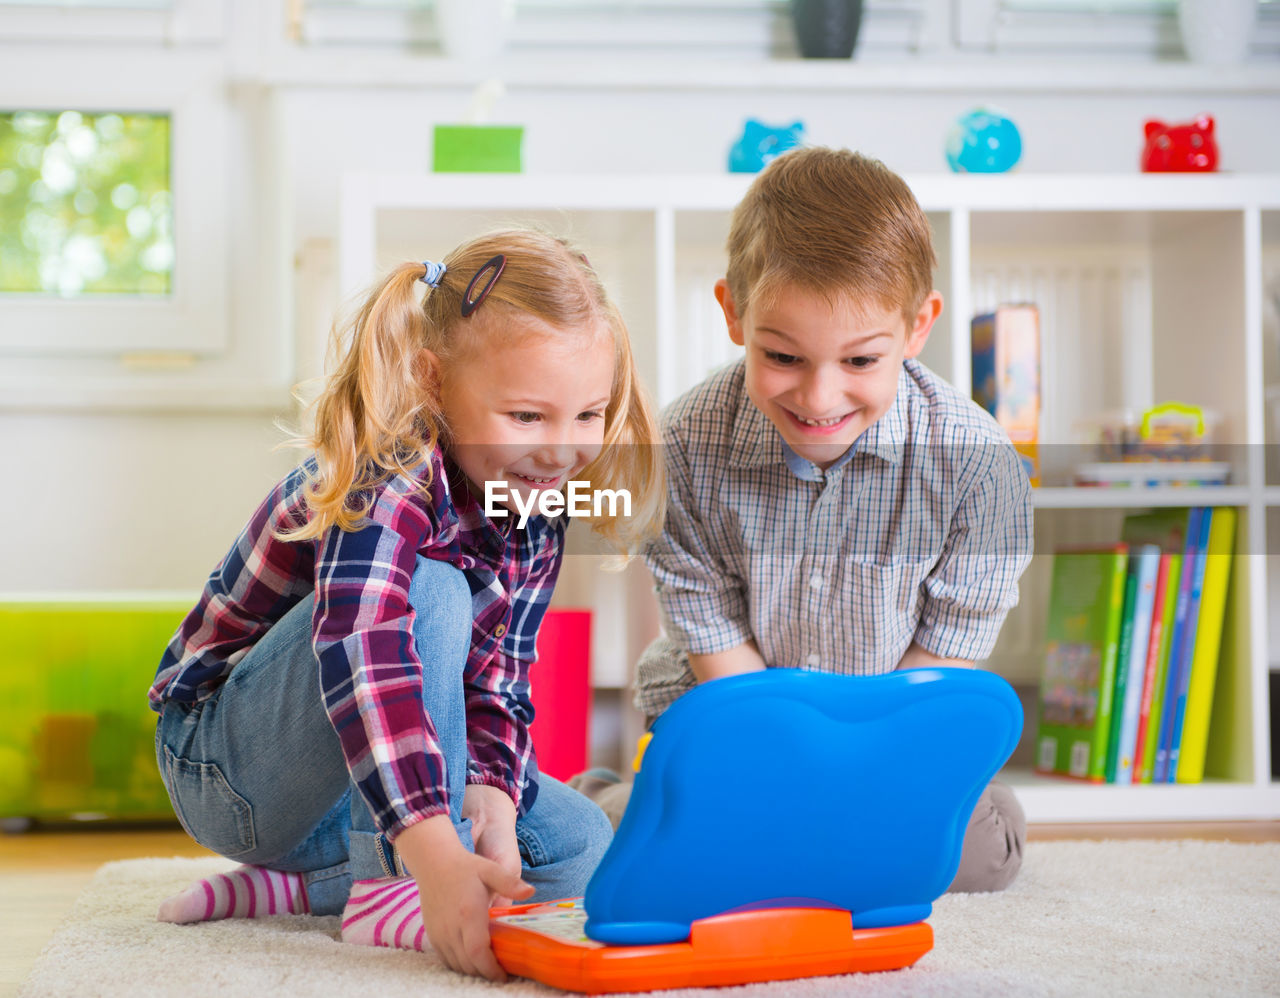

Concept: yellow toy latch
[[631, 732, 653, 773]]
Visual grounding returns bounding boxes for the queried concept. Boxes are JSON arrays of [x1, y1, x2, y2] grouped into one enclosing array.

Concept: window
[[0, 1, 229, 361], [295, 0, 935, 59], [1, 110, 173, 297], [955, 0, 1280, 56]]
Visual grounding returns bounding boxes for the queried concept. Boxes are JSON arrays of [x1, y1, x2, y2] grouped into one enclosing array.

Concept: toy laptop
[[490, 667, 1022, 993]]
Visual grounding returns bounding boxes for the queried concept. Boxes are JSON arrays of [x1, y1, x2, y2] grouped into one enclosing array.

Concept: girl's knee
[[573, 790, 615, 865], [408, 557, 471, 664]]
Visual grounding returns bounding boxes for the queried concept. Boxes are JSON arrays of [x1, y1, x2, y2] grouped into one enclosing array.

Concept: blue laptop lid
[[583, 668, 1022, 945]]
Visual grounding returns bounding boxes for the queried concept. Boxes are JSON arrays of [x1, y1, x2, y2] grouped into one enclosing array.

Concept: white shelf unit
[[339, 171, 1280, 820]]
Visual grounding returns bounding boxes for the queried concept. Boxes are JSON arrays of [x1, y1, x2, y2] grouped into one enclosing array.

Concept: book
[[1103, 561, 1140, 783], [971, 304, 1040, 485], [1173, 507, 1237, 783], [1118, 509, 1195, 784], [1153, 507, 1205, 783], [1134, 552, 1179, 783], [1110, 544, 1161, 784], [1159, 507, 1213, 782], [1036, 545, 1130, 782]]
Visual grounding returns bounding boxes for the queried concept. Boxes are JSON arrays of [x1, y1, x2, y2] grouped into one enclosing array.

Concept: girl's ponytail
[[282, 263, 443, 540]]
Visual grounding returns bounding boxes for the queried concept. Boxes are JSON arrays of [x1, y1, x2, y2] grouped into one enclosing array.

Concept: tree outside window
[[0, 110, 172, 297]]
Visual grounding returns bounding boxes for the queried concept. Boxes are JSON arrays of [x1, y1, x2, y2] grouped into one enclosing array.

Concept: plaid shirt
[[150, 448, 564, 839], [636, 357, 1033, 719]]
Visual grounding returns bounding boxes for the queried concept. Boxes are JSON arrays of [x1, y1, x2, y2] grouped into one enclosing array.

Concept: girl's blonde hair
[[285, 227, 664, 554]]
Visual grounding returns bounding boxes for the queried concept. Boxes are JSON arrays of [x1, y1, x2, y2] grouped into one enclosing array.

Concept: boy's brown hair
[[725, 147, 937, 326]]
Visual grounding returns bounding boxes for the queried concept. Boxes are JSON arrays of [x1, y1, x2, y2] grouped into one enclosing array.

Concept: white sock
[[157, 865, 309, 923], [341, 877, 428, 951]]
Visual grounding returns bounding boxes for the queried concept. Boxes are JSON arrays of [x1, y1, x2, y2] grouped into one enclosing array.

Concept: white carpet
[[18, 841, 1280, 998]]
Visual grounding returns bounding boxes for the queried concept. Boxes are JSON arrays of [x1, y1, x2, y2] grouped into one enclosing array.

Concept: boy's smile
[[716, 280, 940, 469]]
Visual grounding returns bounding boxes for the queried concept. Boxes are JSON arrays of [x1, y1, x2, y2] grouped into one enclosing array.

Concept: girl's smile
[[434, 316, 616, 519]]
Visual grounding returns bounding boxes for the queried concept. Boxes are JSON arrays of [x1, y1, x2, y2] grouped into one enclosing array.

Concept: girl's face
[[435, 317, 616, 517]]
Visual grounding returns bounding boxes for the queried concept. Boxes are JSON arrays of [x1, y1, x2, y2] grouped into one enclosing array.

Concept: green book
[[1036, 545, 1130, 782], [1103, 563, 1140, 783]]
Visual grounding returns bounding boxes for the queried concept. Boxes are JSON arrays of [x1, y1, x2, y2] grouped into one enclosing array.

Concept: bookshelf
[[338, 171, 1280, 821]]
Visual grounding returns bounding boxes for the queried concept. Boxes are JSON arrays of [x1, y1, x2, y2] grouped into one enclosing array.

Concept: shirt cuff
[[384, 802, 451, 842], [465, 770, 522, 811]]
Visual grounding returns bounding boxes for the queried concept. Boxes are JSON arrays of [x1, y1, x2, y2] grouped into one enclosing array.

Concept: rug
[[19, 841, 1280, 997]]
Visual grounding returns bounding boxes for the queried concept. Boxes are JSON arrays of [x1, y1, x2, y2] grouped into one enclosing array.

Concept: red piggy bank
[[1141, 115, 1219, 172]]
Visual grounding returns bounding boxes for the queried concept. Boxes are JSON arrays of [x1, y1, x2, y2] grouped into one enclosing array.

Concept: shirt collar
[[445, 457, 513, 567], [850, 366, 909, 466], [728, 393, 787, 470]]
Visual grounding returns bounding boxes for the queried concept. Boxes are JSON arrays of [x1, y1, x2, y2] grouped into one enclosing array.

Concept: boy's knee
[[589, 782, 633, 831], [567, 769, 632, 831], [948, 780, 1026, 894]]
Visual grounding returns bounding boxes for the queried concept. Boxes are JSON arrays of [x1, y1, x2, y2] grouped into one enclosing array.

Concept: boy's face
[[717, 279, 941, 469]]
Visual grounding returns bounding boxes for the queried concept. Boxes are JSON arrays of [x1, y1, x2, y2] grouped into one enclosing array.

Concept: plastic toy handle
[[631, 732, 653, 773], [1140, 401, 1204, 439]]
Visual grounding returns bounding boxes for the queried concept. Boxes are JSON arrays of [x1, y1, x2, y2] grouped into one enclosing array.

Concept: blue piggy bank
[[728, 119, 805, 173], [945, 108, 1022, 173]]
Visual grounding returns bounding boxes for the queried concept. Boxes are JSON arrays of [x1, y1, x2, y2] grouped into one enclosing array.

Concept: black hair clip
[[461, 254, 507, 317]]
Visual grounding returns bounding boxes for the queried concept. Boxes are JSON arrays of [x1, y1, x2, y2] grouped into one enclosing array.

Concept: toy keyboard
[[490, 898, 932, 994]]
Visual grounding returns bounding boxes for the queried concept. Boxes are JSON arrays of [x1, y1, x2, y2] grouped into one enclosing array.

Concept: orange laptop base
[[490, 900, 933, 995]]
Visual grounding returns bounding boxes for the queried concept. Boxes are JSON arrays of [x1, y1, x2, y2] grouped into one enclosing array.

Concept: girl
[[148, 228, 664, 982]]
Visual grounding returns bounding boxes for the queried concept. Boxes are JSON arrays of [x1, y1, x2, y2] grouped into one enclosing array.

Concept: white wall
[[4, 60, 1280, 596]]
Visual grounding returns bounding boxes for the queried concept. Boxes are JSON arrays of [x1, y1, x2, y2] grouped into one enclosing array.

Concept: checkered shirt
[[636, 357, 1033, 719], [149, 448, 563, 838]]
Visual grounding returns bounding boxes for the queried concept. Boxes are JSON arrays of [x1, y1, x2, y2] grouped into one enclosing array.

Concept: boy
[[576, 146, 1033, 892]]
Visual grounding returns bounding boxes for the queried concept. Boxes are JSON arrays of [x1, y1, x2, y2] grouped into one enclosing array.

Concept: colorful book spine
[[1113, 544, 1161, 784], [1104, 565, 1140, 783], [1153, 507, 1204, 784], [1130, 550, 1174, 783], [1136, 552, 1181, 783], [1163, 507, 1214, 783], [1035, 545, 1130, 783], [1174, 507, 1237, 784]]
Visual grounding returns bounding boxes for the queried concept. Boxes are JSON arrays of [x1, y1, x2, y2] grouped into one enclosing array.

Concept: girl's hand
[[394, 814, 533, 980], [463, 783, 523, 905]]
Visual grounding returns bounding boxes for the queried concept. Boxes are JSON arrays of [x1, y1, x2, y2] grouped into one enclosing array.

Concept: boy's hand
[[895, 641, 974, 671], [393, 813, 533, 981], [463, 783, 523, 905], [689, 640, 767, 683]]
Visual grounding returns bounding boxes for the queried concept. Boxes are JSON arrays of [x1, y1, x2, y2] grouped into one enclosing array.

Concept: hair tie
[[420, 260, 447, 289]]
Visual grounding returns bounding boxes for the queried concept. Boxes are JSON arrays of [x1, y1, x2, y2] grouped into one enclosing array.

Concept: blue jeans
[[155, 556, 612, 915]]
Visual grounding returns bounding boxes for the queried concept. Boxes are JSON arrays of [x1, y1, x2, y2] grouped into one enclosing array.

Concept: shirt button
[[806, 653, 820, 667], [494, 623, 507, 637], [809, 574, 824, 590]]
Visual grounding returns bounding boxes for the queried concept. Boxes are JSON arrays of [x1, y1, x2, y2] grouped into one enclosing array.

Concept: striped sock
[[156, 865, 310, 923], [341, 877, 427, 952]]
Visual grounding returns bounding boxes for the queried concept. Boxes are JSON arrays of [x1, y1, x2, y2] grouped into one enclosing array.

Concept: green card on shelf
[[433, 125, 524, 173]]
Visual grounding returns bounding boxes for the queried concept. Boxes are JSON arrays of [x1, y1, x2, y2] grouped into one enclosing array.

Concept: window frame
[[0, 0, 224, 45], [294, 0, 937, 57], [0, 44, 230, 359], [953, 0, 1280, 56]]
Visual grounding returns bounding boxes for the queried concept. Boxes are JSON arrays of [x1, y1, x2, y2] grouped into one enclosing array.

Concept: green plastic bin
[[0, 596, 192, 822]]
